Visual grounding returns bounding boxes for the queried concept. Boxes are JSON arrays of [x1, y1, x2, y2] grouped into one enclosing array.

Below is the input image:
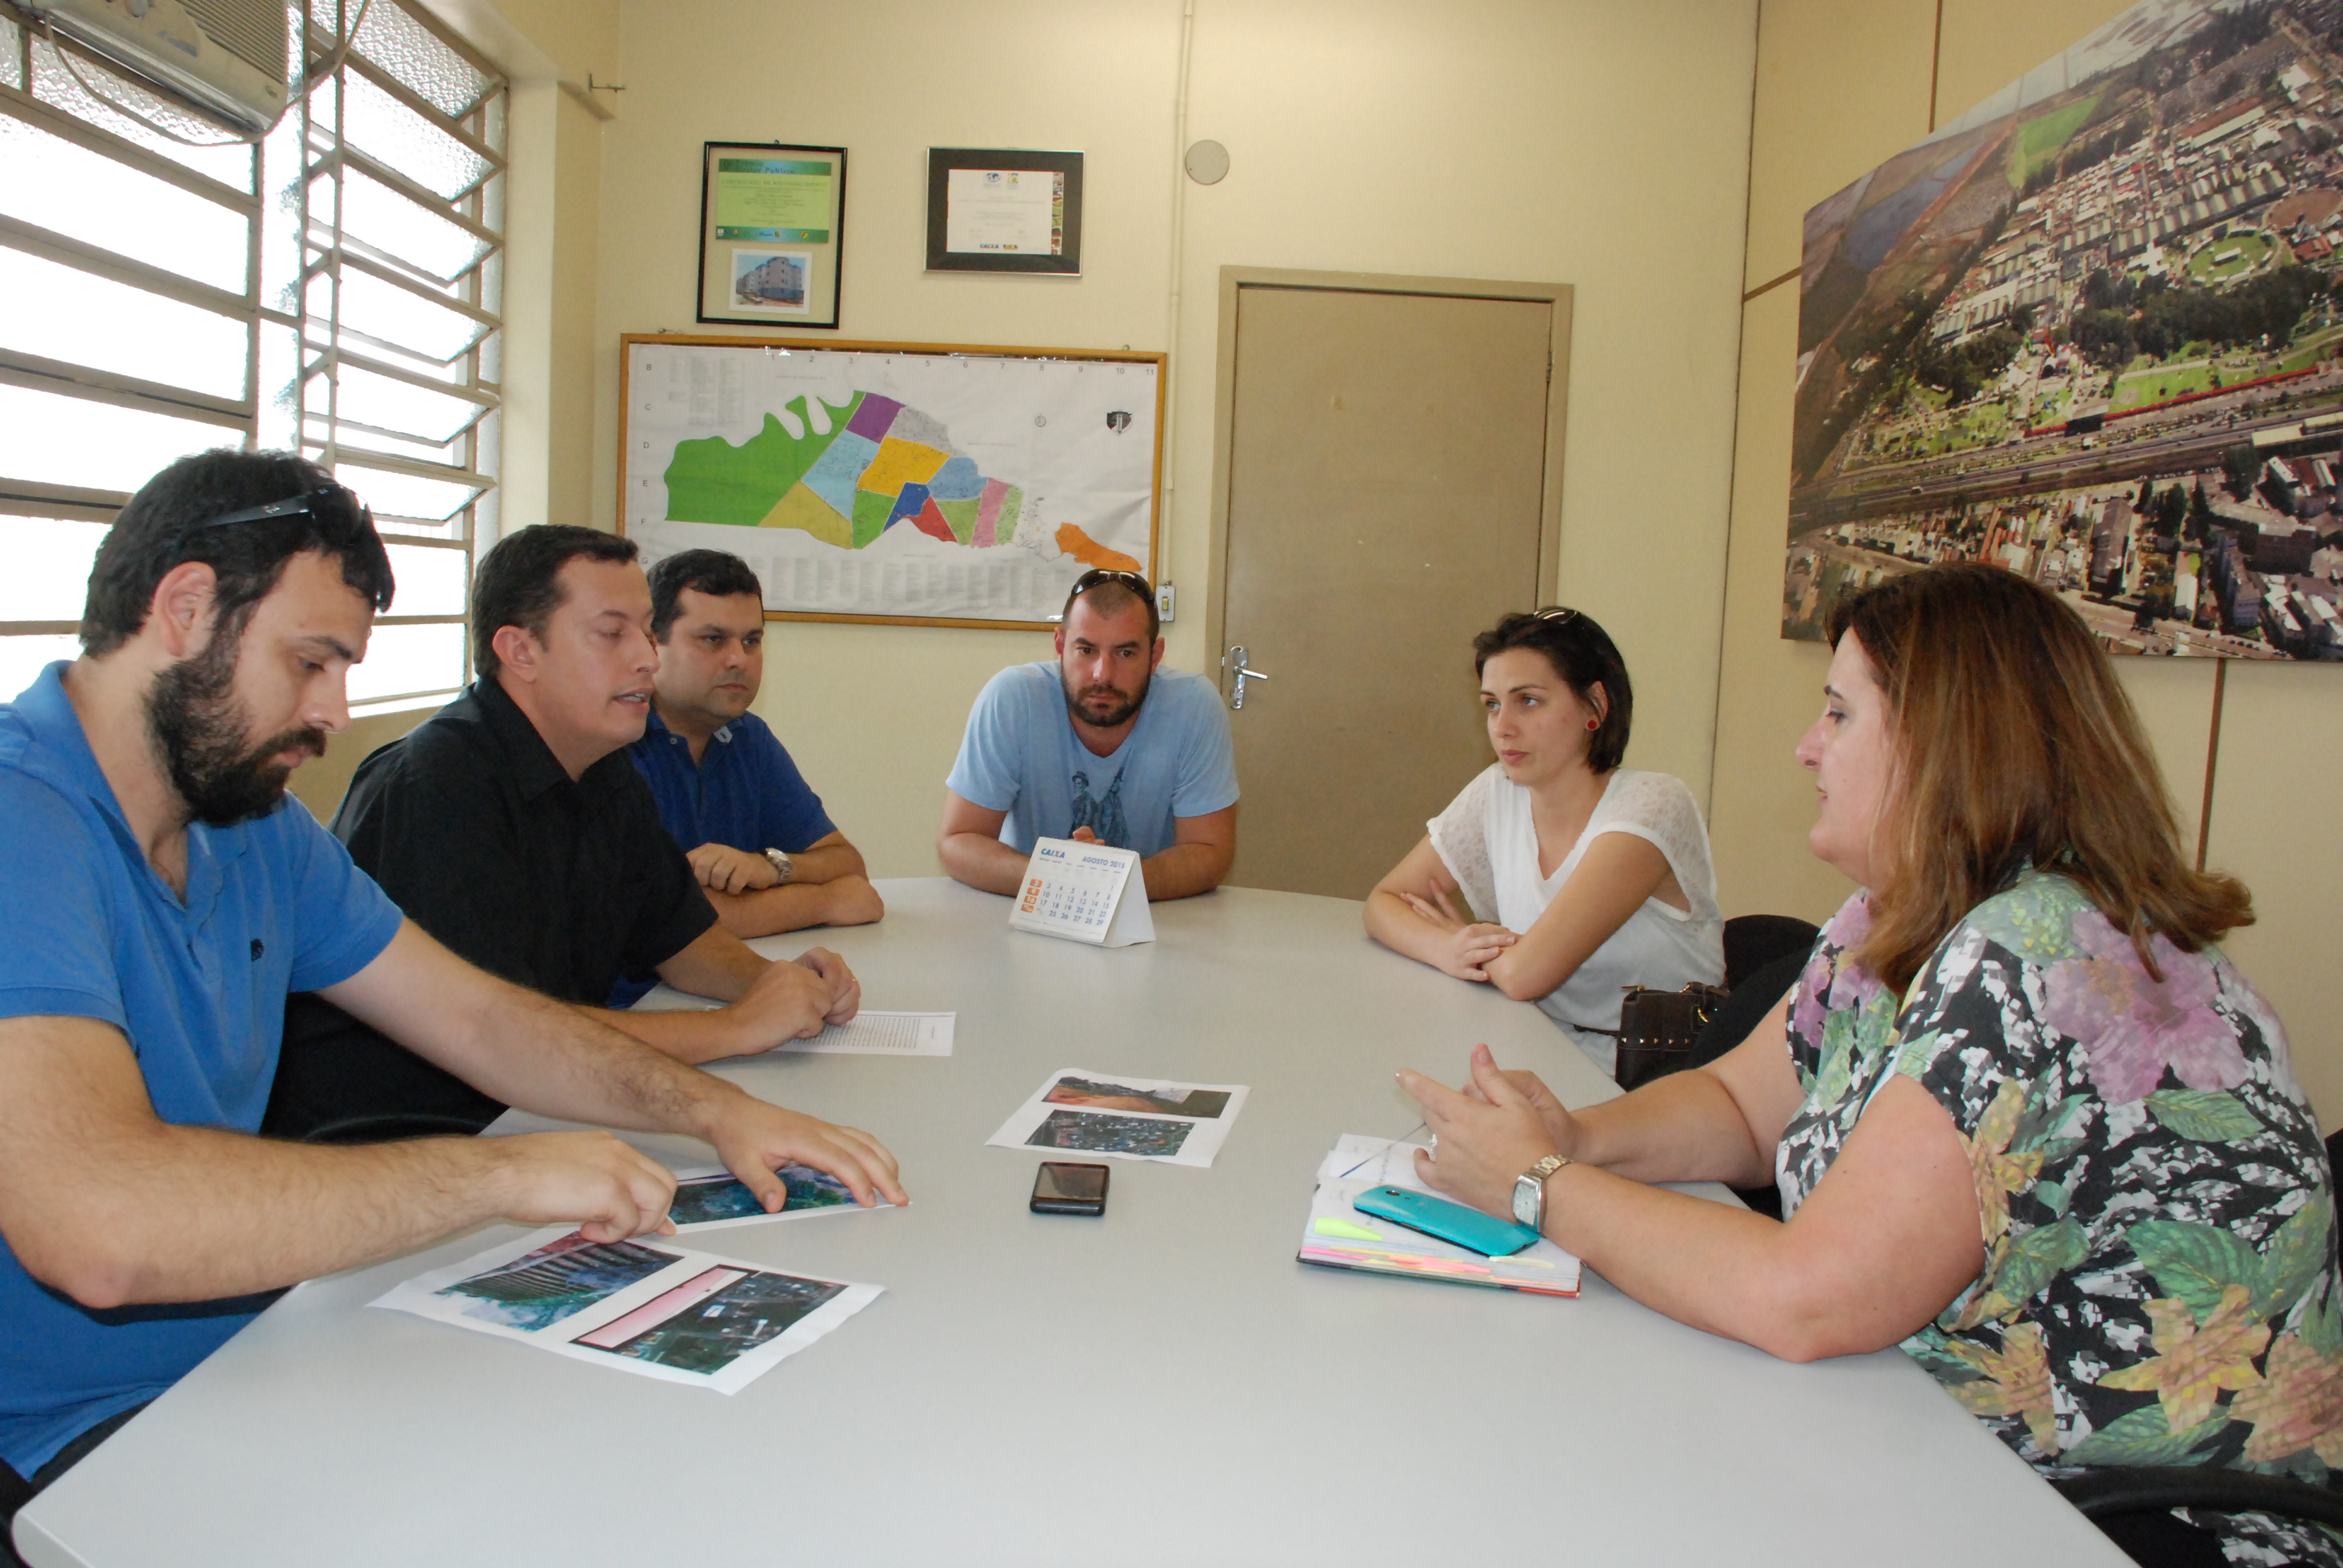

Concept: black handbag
[[1598, 982, 1730, 1091]]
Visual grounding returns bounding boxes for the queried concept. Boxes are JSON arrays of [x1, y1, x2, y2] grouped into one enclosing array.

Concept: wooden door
[[1213, 278, 1563, 898]]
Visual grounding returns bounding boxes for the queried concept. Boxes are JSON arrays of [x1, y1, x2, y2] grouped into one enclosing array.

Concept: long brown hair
[[1827, 564, 2252, 993]]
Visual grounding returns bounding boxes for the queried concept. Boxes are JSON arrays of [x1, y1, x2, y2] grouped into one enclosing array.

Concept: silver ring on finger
[[1427, 1133, 1438, 1158]]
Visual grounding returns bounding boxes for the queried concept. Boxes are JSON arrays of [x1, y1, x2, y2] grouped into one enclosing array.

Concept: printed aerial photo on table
[[579, 1267, 845, 1377], [1043, 1076, 1235, 1118], [1026, 1109, 1195, 1158], [668, 1165, 856, 1227], [1788, 0, 2343, 658], [625, 341, 1159, 624], [435, 1234, 677, 1333]]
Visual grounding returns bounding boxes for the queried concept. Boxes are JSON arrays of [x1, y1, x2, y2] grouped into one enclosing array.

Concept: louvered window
[[0, 1, 503, 711]]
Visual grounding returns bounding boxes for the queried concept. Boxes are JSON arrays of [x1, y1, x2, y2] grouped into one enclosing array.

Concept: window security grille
[[0, 0, 504, 711]]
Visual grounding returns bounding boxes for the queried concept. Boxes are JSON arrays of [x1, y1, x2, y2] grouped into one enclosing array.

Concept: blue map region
[[801, 430, 880, 519], [926, 455, 984, 500], [887, 482, 932, 530]]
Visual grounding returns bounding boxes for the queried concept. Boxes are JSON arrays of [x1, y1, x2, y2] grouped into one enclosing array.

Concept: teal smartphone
[[1353, 1186, 1542, 1257]]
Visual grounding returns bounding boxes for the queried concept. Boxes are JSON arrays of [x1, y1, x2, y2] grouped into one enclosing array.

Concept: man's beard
[[147, 631, 326, 828], [1061, 667, 1150, 730]]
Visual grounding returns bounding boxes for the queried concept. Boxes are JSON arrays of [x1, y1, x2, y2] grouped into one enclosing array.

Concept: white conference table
[[18, 880, 2125, 1566]]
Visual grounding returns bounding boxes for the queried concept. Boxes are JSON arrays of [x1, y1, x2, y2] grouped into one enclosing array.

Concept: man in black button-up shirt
[[267, 527, 860, 1138]]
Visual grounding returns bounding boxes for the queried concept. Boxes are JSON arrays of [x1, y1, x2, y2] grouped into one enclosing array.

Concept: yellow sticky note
[[1314, 1217, 1383, 1241]]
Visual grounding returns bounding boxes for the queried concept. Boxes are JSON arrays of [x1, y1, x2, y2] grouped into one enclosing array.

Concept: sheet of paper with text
[[1008, 837, 1153, 947], [785, 1011, 954, 1055]]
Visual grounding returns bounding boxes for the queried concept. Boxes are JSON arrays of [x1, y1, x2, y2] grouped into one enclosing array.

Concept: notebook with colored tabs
[[1296, 1134, 1582, 1298]]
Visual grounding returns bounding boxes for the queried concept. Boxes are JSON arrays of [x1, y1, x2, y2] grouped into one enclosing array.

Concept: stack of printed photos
[[372, 1161, 892, 1390]]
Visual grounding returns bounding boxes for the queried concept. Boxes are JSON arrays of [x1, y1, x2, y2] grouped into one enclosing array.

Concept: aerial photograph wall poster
[[1788, 0, 2343, 659]]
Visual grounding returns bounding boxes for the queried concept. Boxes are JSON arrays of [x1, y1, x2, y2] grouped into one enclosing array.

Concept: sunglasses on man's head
[[183, 484, 375, 545], [1072, 567, 1152, 595]]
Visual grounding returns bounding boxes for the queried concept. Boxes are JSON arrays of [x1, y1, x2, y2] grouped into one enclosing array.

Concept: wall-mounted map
[[1788, 0, 2343, 659], [621, 335, 1163, 629]]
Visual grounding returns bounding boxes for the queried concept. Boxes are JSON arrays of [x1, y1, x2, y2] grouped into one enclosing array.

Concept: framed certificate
[[698, 142, 847, 328], [925, 148, 1083, 275]]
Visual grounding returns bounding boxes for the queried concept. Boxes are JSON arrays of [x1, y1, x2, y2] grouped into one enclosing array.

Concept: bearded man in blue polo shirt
[[629, 550, 883, 946], [0, 452, 905, 1537]]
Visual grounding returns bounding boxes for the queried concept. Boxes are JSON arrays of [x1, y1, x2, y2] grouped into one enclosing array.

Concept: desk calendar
[[1008, 837, 1155, 947]]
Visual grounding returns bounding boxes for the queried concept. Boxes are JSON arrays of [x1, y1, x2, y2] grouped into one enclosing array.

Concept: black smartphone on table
[[1031, 1161, 1109, 1215]]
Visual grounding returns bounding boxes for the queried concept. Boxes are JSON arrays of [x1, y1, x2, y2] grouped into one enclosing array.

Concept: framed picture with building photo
[[1784, 0, 2343, 661], [698, 142, 847, 328]]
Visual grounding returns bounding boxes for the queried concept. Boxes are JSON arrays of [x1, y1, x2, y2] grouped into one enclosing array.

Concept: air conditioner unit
[[28, 0, 290, 136]]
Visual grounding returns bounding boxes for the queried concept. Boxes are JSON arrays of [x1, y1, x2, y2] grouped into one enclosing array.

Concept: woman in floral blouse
[[1401, 564, 2341, 1567]]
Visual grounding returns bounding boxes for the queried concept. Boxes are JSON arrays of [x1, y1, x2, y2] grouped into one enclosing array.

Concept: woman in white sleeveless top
[[1365, 607, 1724, 1076]]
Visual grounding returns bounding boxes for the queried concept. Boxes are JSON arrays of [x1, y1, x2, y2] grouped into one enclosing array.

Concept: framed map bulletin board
[[618, 335, 1164, 629]]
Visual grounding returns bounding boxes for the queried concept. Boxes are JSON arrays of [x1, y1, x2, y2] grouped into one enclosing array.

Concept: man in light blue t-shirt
[[940, 569, 1239, 901]]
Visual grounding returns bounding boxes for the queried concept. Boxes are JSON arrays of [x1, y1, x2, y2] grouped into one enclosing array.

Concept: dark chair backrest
[[2328, 1128, 2343, 1233], [1693, 915, 1822, 1226], [1688, 947, 1807, 1072], [1722, 914, 1821, 991], [304, 1113, 489, 1144]]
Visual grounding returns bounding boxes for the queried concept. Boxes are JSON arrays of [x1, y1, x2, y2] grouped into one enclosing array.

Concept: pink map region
[[974, 479, 1009, 546]]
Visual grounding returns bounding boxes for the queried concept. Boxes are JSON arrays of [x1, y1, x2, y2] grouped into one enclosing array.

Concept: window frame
[[0, 1, 505, 713]]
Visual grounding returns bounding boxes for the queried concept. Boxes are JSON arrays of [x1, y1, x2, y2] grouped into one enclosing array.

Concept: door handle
[[1224, 644, 1272, 710]]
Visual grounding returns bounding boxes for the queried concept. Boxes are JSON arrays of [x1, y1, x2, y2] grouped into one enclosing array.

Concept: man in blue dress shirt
[[0, 454, 905, 1538], [939, 569, 1239, 900], [628, 550, 883, 947]]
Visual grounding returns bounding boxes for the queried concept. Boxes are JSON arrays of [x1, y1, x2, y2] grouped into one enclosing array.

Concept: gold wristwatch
[[1512, 1154, 1571, 1230]]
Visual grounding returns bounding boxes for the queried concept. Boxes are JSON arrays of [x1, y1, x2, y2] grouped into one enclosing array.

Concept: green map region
[[661, 390, 1138, 569]]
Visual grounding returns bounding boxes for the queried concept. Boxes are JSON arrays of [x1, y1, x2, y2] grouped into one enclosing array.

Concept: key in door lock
[[1224, 645, 1271, 710]]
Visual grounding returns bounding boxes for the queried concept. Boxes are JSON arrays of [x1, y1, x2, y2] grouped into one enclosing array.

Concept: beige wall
[[425, 0, 618, 87], [546, 90, 606, 533], [287, 707, 432, 822], [1717, 0, 2343, 1128], [589, 0, 1761, 878], [423, 0, 618, 543]]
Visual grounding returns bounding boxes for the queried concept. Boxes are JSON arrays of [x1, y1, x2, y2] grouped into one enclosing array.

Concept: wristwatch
[[762, 848, 795, 884], [1512, 1154, 1571, 1230]]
